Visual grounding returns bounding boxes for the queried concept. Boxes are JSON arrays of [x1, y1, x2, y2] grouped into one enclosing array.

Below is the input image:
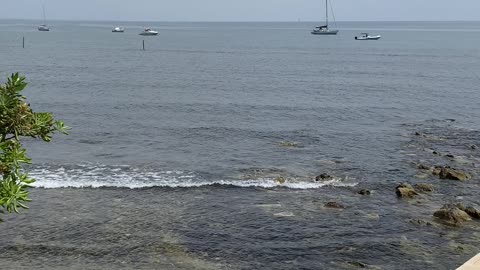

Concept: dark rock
[[432, 151, 440, 155], [433, 204, 471, 225], [414, 183, 434, 193], [396, 183, 419, 198], [324, 202, 345, 209], [409, 219, 433, 226], [417, 164, 431, 170], [471, 144, 478, 150], [437, 167, 470, 181], [465, 206, 480, 219], [415, 132, 422, 136], [357, 189, 371, 196], [315, 173, 333, 181], [446, 154, 455, 158]]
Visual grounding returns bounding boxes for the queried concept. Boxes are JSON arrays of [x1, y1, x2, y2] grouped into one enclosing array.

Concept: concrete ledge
[[457, 253, 480, 270]]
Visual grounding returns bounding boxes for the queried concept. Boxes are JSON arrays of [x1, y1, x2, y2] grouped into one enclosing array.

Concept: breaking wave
[[29, 164, 357, 190]]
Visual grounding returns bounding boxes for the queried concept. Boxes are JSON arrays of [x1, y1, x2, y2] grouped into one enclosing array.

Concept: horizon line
[[1, 18, 480, 23]]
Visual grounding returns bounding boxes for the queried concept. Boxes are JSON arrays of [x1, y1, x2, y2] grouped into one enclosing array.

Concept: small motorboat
[[112, 27, 125, 33], [139, 28, 158, 36], [355, 33, 381, 40]]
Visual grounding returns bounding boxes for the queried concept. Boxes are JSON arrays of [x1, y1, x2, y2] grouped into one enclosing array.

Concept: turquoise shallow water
[[0, 20, 479, 269]]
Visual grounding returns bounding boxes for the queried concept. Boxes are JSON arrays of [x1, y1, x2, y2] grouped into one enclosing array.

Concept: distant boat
[[355, 33, 381, 40], [38, 5, 50, 31], [311, 0, 338, 35], [112, 27, 125, 33], [139, 28, 158, 36]]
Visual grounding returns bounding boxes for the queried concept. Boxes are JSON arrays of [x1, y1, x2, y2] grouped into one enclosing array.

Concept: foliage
[[0, 73, 68, 221]]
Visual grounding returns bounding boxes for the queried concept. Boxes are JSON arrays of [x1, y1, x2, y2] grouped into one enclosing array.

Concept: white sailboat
[[38, 4, 50, 31], [311, 0, 338, 35]]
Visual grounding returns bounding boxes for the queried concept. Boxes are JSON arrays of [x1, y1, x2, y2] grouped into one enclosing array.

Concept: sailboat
[[38, 5, 50, 31], [311, 0, 338, 35]]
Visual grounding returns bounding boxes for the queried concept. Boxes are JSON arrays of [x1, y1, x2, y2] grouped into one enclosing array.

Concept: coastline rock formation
[[396, 183, 419, 198], [414, 183, 434, 193], [432, 167, 470, 181], [433, 204, 472, 225]]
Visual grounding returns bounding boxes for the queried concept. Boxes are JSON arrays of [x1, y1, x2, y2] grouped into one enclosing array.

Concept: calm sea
[[0, 20, 479, 269]]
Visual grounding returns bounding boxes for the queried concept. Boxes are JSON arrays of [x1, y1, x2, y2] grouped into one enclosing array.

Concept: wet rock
[[396, 183, 419, 198], [465, 206, 480, 219], [324, 202, 345, 209], [417, 164, 431, 170], [409, 219, 433, 226], [348, 261, 368, 268], [357, 189, 371, 196], [315, 173, 333, 181], [445, 154, 455, 158], [414, 183, 434, 193], [433, 204, 471, 225], [432, 151, 440, 155], [274, 176, 286, 184], [415, 132, 422, 136], [436, 167, 470, 181], [471, 144, 478, 150]]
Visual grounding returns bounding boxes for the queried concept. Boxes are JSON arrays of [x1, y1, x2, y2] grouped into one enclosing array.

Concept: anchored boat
[[311, 0, 338, 35], [112, 27, 125, 33], [139, 28, 158, 36], [38, 5, 50, 31]]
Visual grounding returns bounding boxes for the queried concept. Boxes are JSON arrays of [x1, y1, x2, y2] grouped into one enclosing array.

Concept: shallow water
[[0, 20, 479, 269]]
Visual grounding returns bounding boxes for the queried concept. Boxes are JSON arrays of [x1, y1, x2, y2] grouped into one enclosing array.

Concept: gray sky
[[1, 0, 479, 22]]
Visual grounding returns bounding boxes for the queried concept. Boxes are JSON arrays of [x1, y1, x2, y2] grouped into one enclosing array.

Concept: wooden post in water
[[142, 40, 145, 51], [22, 36, 25, 48]]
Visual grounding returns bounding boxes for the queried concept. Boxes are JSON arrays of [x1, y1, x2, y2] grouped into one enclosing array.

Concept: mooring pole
[[142, 40, 145, 51], [23, 36, 25, 48]]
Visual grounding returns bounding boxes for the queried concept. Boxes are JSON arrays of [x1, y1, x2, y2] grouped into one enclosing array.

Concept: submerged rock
[[433, 204, 471, 225], [396, 183, 419, 198], [435, 167, 470, 181], [417, 164, 431, 170], [445, 154, 455, 159], [471, 144, 478, 150], [348, 261, 368, 268], [414, 183, 434, 193], [409, 219, 433, 226], [279, 141, 299, 148], [315, 173, 333, 181], [357, 189, 371, 196], [324, 202, 345, 209]]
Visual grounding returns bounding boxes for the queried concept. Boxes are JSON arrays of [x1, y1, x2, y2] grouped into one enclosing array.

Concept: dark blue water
[[0, 20, 479, 269]]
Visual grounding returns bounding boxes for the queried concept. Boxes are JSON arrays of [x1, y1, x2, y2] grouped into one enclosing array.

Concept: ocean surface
[[0, 20, 479, 269]]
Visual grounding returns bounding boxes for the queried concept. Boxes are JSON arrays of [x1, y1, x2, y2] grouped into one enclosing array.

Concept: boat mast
[[325, 0, 328, 27], [42, 4, 47, 25]]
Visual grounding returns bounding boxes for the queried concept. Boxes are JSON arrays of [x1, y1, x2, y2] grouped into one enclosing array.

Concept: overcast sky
[[1, 0, 479, 22]]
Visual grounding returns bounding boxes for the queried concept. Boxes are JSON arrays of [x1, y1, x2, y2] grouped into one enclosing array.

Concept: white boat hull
[[355, 35, 381, 40], [139, 32, 158, 36], [38, 25, 50, 31], [311, 30, 339, 35]]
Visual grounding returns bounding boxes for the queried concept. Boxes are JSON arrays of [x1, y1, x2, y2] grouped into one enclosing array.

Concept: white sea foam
[[29, 165, 357, 190]]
